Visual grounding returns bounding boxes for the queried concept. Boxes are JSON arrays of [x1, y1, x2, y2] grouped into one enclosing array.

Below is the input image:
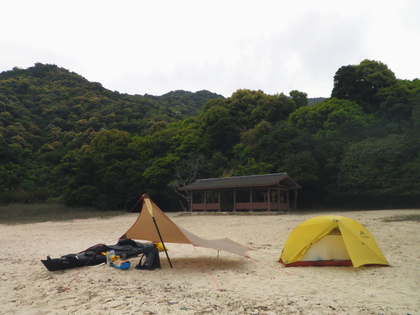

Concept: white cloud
[[1, 0, 419, 98]]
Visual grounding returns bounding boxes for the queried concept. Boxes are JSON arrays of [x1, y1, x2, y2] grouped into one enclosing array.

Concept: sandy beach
[[1, 209, 419, 315]]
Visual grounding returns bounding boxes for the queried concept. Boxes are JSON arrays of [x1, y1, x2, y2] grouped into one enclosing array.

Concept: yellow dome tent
[[279, 215, 389, 268]]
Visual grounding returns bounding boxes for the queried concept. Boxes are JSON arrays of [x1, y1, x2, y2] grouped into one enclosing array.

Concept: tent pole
[[152, 216, 173, 268]]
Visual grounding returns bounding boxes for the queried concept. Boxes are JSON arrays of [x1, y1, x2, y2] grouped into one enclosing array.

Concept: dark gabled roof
[[179, 173, 301, 191]]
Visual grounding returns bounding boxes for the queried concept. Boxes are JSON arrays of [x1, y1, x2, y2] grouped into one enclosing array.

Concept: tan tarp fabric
[[121, 194, 253, 258]]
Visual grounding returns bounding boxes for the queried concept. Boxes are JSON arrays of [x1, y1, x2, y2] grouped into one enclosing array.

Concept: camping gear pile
[[41, 239, 147, 271], [102, 242, 161, 270]]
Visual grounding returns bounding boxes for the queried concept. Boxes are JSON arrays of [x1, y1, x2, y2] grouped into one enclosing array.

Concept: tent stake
[[152, 216, 173, 268]]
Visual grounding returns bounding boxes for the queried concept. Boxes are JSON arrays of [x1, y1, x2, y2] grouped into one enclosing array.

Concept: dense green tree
[[289, 98, 374, 143], [239, 120, 272, 160], [231, 158, 273, 176], [375, 96, 413, 135], [87, 129, 131, 157], [331, 59, 398, 113], [285, 98, 376, 205], [232, 143, 252, 165], [375, 88, 420, 137], [289, 90, 308, 108], [142, 154, 179, 195], [337, 134, 419, 197], [258, 121, 314, 169], [409, 91, 420, 138], [61, 130, 144, 209], [198, 101, 240, 157], [254, 93, 296, 125], [279, 151, 318, 184], [225, 89, 296, 130]]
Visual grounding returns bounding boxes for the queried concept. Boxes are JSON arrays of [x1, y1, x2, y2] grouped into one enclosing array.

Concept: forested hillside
[[0, 63, 223, 208], [1, 60, 419, 210]]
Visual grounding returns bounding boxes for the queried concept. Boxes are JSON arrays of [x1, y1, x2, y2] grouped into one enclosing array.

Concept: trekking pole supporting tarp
[[152, 216, 173, 268]]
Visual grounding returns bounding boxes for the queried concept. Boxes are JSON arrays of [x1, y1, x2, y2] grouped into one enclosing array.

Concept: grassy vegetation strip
[[382, 214, 420, 222], [0, 204, 123, 224]]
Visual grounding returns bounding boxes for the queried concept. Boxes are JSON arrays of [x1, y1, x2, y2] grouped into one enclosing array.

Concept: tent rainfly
[[120, 194, 254, 259], [279, 215, 389, 268]]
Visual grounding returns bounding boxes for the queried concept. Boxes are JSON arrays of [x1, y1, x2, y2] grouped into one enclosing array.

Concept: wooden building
[[179, 173, 301, 212]]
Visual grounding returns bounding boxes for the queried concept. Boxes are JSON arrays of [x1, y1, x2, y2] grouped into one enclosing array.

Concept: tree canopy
[[1, 61, 419, 210]]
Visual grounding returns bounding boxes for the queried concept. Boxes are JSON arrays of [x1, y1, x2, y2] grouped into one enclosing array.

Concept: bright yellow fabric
[[154, 242, 168, 252], [280, 215, 389, 268]]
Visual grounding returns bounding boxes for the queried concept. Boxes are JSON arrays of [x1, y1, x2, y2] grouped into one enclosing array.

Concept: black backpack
[[135, 245, 161, 270]]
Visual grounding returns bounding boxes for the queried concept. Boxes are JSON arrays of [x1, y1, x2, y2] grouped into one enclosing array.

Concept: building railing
[[190, 201, 288, 212]]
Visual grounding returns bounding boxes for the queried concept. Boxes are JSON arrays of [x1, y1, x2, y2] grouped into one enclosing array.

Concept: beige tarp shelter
[[121, 194, 253, 258]]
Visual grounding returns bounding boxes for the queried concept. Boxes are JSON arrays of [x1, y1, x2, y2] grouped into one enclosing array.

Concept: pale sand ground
[[1, 209, 419, 315]]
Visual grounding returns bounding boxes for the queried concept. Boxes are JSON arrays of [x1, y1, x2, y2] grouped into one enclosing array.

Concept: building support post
[[250, 188, 253, 212], [189, 192, 193, 213]]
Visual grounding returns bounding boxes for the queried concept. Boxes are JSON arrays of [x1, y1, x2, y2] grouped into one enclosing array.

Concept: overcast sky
[[1, 0, 419, 98]]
